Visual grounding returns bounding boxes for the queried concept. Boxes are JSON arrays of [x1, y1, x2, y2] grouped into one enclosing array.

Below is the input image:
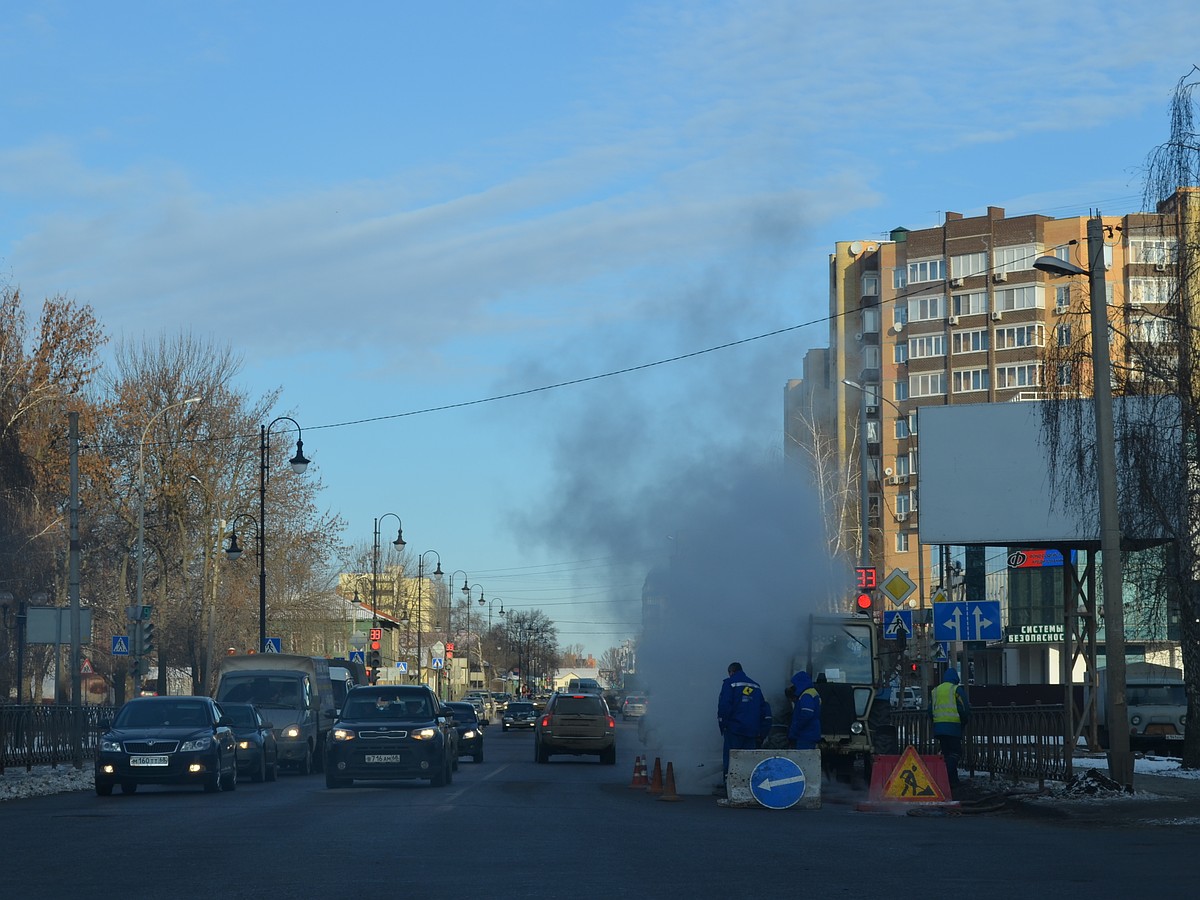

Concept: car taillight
[[540, 715, 551, 728], [607, 716, 616, 729]]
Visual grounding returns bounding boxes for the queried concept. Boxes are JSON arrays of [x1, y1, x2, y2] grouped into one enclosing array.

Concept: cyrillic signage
[[1005, 624, 1064, 644]]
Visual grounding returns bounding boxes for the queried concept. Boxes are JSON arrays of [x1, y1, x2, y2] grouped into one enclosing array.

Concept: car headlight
[[281, 725, 302, 739], [238, 740, 252, 750], [101, 738, 122, 753], [462, 729, 478, 739], [331, 728, 357, 742], [1130, 715, 1142, 726], [411, 728, 438, 741], [850, 721, 865, 735], [180, 736, 213, 752]]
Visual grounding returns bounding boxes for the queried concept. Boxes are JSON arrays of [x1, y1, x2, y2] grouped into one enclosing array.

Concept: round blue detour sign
[[749, 756, 807, 810]]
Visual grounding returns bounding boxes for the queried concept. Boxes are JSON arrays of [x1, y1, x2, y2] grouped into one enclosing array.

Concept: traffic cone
[[646, 756, 664, 795], [629, 755, 647, 788], [658, 761, 682, 802]]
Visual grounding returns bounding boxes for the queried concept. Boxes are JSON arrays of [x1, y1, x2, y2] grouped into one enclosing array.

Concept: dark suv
[[324, 685, 455, 788], [534, 693, 616, 764]]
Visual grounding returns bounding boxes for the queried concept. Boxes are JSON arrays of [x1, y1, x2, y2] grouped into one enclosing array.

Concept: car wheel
[[252, 754, 266, 783], [474, 749, 484, 764], [266, 756, 278, 782], [431, 757, 449, 787], [453, 756, 460, 772], [95, 781, 114, 797], [204, 769, 222, 793], [221, 759, 238, 791], [535, 738, 550, 764], [297, 746, 312, 776], [600, 745, 617, 765], [119, 780, 138, 794]]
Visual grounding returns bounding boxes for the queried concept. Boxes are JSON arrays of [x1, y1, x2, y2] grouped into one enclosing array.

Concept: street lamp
[[223, 513, 259, 654], [135, 396, 201, 677], [415, 552, 443, 684], [1034, 217, 1132, 787], [257, 417, 310, 654]]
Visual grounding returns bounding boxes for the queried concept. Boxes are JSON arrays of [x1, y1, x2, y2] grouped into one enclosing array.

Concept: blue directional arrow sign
[[883, 610, 913, 640], [749, 756, 807, 810], [349, 650, 365, 664], [933, 601, 1003, 642], [112, 635, 130, 656]]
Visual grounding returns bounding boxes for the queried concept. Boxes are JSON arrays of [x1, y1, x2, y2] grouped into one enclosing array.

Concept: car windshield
[[221, 705, 260, 727], [116, 701, 210, 729], [507, 703, 534, 714], [553, 696, 606, 715], [446, 703, 477, 722], [343, 693, 432, 719], [218, 675, 302, 708]]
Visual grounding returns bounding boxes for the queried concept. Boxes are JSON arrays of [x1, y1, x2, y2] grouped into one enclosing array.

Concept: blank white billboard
[[917, 398, 1178, 548]]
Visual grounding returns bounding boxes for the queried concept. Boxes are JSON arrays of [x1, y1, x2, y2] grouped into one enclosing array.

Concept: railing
[[891, 703, 1069, 785], [0, 705, 115, 772]]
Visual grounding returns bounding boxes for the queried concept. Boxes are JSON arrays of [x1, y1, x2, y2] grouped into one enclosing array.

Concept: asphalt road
[[4, 720, 1198, 899]]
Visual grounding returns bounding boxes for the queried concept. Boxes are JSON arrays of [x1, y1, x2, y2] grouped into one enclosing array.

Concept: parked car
[[444, 701, 485, 764], [534, 692, 616, 764], [221, 702, 280, 782], [888, 687, 924, 710], [502, 700, 537, 731], [621, 694, 648, 721], [95, 695, 238, 795], [463, 696, 488, 725], [324, 685, 455, 788]]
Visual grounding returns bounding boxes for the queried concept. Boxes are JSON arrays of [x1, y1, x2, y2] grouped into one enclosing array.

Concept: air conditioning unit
[[865, 404, 878, 413], [947, 315, 959, 325], [854, 332, 864, 342], [991, 310, 1003, 321], [1155, 263, 1168, 272], [895, 511, 908, 522], [950, 277, 964, 288], [886, 475, 900, 485], [1054, 305, 1069, 315], [1129, 300, 1143, 309], [993, 272, 1008, 283]]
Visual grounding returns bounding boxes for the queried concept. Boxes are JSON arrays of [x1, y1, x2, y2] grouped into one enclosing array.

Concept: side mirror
[[217, 717, 232, 728], [262, 721, 274, 730], [324, 709, 336, 719]]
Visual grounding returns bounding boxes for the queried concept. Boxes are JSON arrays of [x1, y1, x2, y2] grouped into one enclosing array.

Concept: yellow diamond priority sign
[[879, 568, 916, 607]]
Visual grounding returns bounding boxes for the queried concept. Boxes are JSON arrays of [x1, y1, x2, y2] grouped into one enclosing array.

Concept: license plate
[[364, 754, 403, 763], [130, 755, 169, 766]]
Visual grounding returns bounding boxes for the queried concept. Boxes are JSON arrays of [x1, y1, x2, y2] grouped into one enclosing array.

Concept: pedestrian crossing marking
[[881, 746, 947, 801]]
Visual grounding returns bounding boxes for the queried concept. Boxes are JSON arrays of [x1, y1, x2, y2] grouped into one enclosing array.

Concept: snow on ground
[[2, 755, 1198, 803]]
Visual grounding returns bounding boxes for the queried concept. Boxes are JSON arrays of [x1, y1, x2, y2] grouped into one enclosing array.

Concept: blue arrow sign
[[263, 637, 282, 654], [933, 601, 1002, 641], [883, 610, 913, 640], [749, 756, 807, 810], [112, 635, 130, 656]]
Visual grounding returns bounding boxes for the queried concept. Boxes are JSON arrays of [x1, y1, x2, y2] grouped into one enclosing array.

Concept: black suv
[[533, 692, 616, 764], [324, 685, 455, 788]]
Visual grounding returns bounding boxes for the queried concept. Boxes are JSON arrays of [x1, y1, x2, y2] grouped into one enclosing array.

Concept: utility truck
[[1092, 662, 1186, 754]]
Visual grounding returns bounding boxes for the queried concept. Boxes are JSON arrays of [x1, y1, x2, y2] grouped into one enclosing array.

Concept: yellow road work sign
[[881, 746, 947, 801]]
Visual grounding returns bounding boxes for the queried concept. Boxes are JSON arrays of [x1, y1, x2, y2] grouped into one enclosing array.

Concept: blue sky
[[3, 1, 1199, 658]]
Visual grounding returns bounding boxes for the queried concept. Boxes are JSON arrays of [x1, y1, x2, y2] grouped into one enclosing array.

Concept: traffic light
[[141, 620, 156, 657], [855, 592, 874, 615]]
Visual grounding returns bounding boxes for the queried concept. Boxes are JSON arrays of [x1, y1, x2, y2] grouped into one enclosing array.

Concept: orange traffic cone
[[646, 756, 664, 795], [658, 761, 681, 801], [629, 755, 648, 788]]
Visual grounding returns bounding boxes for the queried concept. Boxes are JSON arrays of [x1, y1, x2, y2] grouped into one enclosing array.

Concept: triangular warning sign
[[880, 746, 948, 801], [80, 658, 94, 674]]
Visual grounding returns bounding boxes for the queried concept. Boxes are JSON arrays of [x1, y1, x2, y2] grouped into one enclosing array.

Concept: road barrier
[[1, 704, 113, 772]]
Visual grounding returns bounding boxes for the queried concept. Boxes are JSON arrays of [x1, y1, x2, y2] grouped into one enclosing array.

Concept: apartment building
[[788, 190, 1193, 680]]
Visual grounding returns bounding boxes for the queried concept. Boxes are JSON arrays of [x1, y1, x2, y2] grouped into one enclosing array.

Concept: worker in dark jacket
[[930, 667, 971, 795], [717, 662, 772, 779], [786, 670, 822, 750]]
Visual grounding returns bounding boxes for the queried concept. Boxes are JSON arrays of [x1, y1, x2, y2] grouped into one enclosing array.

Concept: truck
[[1092, 662, 1186, 754], [214, 654, 336, 774], [795, 614, 897, 781]]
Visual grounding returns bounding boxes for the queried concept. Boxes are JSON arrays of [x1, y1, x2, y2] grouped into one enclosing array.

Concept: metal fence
[[892, 703, 1070, 785], [0, 705, 115, 772]]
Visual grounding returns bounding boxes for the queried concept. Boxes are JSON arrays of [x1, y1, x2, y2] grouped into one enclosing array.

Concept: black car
[[222, 702, 280, 783], [444, 701, 485, 763], [324, 685, 455, 788], [501, 700, 537, 731], [95, 696, 238, 795]]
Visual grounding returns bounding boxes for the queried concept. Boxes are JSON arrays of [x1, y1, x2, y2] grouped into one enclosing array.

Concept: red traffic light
[[370, 640, 381, 651], [855, 593, 873, 613]]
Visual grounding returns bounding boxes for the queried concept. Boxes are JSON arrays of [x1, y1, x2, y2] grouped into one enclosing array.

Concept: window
[[1055, 285, 1071, 311], [996, 362, 1042, 389], [994, 285, 1043, 312], [1129, 315, 1175, 344], [894, 380, 909, 402], [1128, 237, 1178, 265], [910, 371, 946, 398], [895, 417, 910, 440], [894, 455, 911, 477], [995, 324, 1045, 350], [953, 367, 989, 393], [908, 334, 946, 359], [896, 493, 912, 515], [950, 251, 987, 278], [993, 244, 1039, 274], [908, 413, 918, 436], [952, 291, 987, 316], [908, 294, 946, 322], [1057, 363, 1072, 386], [1128, 278, 1174, 305], [863, 346, 882, 369], [862, 307, 881, 333], [862, 273, 880, 296], [896, 532, 910, 553], [1054, 245, 1072, 262], [894, 343, 908, 364], [892, 268, 907, 290], [952, 328, 988, 354], [1056, 324, 1072, 346], [907, 258, 946, 284], [892, 303, 908, 329]]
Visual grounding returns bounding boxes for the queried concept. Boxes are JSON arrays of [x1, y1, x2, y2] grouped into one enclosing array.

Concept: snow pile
[[1053, 768, 1131, 798], [0, 765, 94, 802]]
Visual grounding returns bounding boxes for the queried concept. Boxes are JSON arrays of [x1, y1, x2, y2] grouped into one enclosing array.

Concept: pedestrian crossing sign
[[880, 746, 948, 802]]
